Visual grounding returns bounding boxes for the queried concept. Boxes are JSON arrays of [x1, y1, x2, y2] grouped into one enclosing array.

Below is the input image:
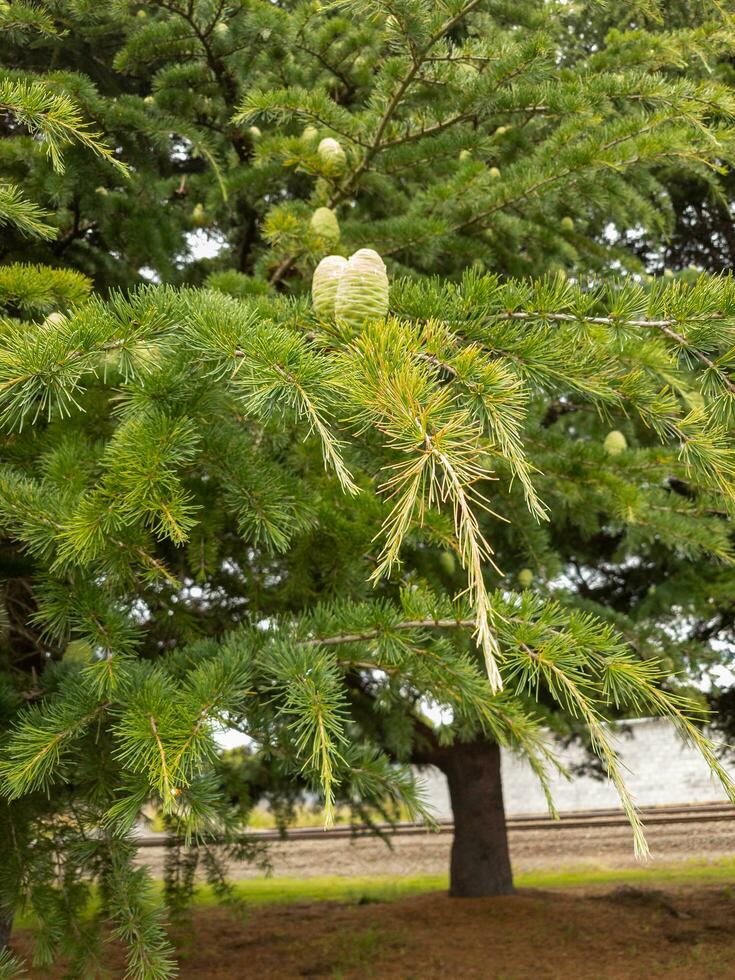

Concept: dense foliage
[[2, 1, 735, 975]]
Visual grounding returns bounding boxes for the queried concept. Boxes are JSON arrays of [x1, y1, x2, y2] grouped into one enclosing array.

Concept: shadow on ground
[[13, 882, 735, 979]]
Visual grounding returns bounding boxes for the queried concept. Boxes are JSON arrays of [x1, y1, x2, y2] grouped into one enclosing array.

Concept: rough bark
[[349, 684, 515, 899], [442, 739, 514, 897]]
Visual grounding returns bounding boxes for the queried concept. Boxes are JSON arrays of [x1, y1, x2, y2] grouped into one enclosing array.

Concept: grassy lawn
[[189, 856, 735, 906], [14, 860, 735, 978], [14, 858, 735, 929]]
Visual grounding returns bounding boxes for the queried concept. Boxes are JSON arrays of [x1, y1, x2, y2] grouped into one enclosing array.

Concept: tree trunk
[[443, 739, 514, 897], [0, 909, 12, 951]]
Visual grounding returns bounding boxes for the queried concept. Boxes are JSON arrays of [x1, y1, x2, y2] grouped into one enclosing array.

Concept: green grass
[[15, 858, 735, 932], [189, 856, 735, 907], [191, 873, 447, 906], [517, 857, 735, 890]]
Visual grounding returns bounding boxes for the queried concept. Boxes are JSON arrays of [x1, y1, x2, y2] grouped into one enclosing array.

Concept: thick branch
[[307, 618, 475, 647]]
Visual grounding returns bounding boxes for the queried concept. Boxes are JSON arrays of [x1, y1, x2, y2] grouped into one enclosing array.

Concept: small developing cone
[[334, 248, 389, 329], [317, 137, 347, 175], [191, 202, 207, 227], [438, 551, 456, 576], [310, 206, 340, 243], [62, 639, 94, 664], [43, 312, 67, 328], [312, 255, 348, 319], [604, 430, 627, 455], [518, 568, 533, 589]]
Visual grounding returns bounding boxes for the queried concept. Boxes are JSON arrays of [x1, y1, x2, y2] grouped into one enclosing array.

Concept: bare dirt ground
[[14, 883, 735, 979], [134, 817, 735, 879]]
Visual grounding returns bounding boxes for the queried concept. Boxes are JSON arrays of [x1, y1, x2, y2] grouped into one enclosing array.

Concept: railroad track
[[133, 800, 735, 848]]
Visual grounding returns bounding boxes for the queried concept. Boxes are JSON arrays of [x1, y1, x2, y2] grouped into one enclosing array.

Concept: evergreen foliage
[[555, 0, 735, 751], [2, 1, 735, 975], [1, 0, 733, 286], [0, 74, 125, 240]]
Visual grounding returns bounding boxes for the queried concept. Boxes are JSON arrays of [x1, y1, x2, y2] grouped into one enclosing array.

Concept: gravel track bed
[[134, 817, 735, 880]]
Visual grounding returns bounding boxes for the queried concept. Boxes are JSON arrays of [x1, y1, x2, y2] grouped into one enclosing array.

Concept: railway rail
[[133, 800, 735, 848]]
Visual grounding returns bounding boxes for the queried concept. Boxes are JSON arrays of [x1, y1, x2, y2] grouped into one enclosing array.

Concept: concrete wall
[[417, 717, 732, 820]]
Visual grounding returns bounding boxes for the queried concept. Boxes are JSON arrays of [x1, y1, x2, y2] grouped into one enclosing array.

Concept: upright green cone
[[318, 137, 347, 174], [191, 202, 208, 227], [518, 568, 534, 589], [310, 207, 340, 242], [312, 255, 348, 319], [334, 249, 389, 329], [604, 430, 627, 455]]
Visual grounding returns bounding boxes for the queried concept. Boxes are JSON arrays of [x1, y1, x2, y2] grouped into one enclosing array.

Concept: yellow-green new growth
[[312, 255, 348, 319], [310, 207, 340, 243], [604, 430, 627, 455], [318, 137, 346, 175], [334, 249, 389, 329]]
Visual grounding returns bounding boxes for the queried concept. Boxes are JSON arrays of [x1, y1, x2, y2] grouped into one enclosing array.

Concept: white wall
[[417, 717, 732, 819]]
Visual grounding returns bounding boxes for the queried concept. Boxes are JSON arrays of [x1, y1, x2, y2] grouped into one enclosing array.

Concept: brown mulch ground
[[13, 883, 735, 979]]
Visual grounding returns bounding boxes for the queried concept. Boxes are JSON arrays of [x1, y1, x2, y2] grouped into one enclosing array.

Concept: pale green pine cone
[[334, 248, 389, 329], [518, 568, 534, 589], [43, 312, 67, 328], [312, 255, 348, 319], [604, 430, 627, 455], [318, 137, 347, 174], [310, 207, 340, 242]]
